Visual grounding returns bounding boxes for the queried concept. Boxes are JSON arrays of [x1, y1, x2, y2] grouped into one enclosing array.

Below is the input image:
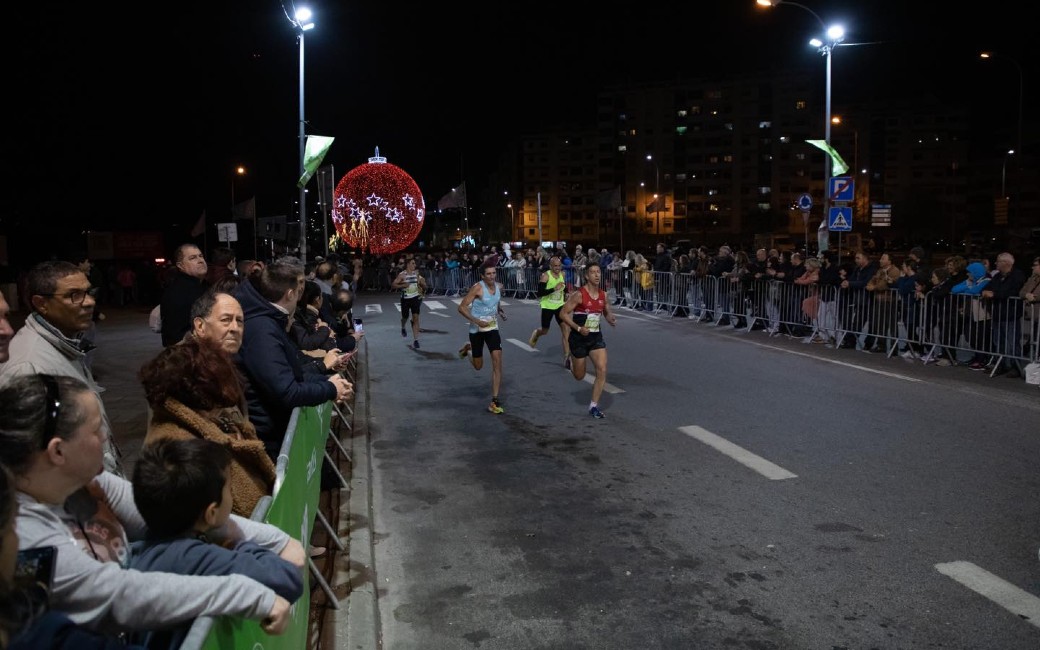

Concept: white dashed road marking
[[935, 561, 1040, 629], [679, 425, 797, 480]]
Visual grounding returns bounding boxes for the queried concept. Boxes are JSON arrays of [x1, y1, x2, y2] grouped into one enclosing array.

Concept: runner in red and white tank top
[[559, 262, 617, 419]]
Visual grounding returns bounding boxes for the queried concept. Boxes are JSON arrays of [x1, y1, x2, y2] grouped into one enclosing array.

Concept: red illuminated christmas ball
[[331, 148, 425, 254]]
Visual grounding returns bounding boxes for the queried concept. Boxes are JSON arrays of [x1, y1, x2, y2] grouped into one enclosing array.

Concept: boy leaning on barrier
[[130, 438, 304, 647]]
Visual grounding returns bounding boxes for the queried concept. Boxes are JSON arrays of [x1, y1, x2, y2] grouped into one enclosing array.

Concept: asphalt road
[[350, 290, 1040, 650]]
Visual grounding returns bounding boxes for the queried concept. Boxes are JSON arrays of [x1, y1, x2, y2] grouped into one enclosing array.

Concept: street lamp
[[507, 203, 514, 240], [231, 166, 246, 214], [646, 153, 660, 233], [1001, 149, 1015, 198], [981, 51, 1023, 222], [291, 7, 315, 261], [757, 0, 845, 251], [980, 52, 1024, 156]]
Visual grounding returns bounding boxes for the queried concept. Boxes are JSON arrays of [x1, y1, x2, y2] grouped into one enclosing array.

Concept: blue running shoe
[[589, 406, 605, 419], [413, 340, 420, 349]]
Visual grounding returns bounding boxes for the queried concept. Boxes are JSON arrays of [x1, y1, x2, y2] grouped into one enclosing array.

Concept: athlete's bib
[[585, 313, 601, 333], [478, 317, 498, 332]]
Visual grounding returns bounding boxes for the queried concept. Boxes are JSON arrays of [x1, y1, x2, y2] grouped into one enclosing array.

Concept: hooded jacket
[[951, 262, 990, 295], [233, 278, 336, 456]]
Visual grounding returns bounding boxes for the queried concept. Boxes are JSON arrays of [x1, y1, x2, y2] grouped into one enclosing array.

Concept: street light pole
[[981, 51, 1024, 222], [758, 0, 844, 254], [646, 153, 660, 234], [1002, 149, 1015, 198], [292, 7, 315, 261]]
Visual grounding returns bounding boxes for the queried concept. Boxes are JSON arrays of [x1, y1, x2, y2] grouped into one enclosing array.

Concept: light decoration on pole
[[331, 147, 425, 254]]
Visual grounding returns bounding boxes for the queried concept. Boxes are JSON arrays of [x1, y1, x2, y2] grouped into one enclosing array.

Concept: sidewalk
[[89, 304, 165, 468]]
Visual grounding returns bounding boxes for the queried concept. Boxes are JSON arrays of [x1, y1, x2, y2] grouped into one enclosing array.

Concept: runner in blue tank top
[[458, 265, 508, 414]]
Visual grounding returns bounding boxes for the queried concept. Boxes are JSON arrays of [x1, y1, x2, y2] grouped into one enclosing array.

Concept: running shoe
[[413, 340, 420, 349], [488, 398, 504, 414], [564, 356, 571, 370], [528, 329, 540, 348], [401, 327, 407, 337], [589, 406, 605, 419], [458, 343, 471, 359]]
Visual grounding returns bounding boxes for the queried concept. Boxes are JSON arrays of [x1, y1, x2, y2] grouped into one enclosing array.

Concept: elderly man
[[981, 252, 1026, 379], [161, 243, 209, 346], [191, 290, 244, 354], [0, 260, 123, 474]]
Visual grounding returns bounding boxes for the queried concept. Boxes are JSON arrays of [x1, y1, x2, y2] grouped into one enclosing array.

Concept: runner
[[559, 262, 617, 419], [528, 255, 572, 368], [458, 264, 508, 414], [392, 257, 427, 349]]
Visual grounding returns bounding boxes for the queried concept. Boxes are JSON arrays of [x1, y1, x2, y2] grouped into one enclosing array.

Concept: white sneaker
[[899, 350, 916, 360]]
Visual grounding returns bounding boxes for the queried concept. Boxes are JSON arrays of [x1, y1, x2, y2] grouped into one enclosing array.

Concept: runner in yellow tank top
[[527, 256, 572, 367]]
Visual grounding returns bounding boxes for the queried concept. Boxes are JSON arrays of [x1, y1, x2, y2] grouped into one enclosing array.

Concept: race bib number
[[585, 313, 601, 333], [478, 317, 497, 332], [552, 286, 564, 301]]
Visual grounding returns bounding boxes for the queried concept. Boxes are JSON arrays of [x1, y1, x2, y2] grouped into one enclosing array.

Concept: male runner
[[458, 264, 507, 414], [559, 261, 617, 419], [392, 257, 427, 349], [528, 255, 571, 368]]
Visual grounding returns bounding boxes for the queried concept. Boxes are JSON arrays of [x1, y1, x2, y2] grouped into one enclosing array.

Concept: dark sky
[[8, 1, 1030, 247]]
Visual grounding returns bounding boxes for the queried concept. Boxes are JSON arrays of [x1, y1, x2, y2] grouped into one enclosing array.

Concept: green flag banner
[[806, 139, 849, 177], [297, 135, 335, 188]]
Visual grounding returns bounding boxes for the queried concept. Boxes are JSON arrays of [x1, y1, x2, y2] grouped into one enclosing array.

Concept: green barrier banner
[[201, 403, 332, 650]]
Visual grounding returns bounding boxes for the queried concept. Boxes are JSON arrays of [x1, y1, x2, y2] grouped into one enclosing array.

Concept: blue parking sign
[[828, 206, 853, 231], [829, 176, 854, 202]]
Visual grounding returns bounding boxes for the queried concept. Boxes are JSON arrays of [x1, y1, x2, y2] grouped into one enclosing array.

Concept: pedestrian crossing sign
[[828, 206, 852, 232]]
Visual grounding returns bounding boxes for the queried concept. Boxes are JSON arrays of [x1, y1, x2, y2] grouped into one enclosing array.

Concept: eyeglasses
[[38, 287, 98, 305], [39, 374, 62, 449]]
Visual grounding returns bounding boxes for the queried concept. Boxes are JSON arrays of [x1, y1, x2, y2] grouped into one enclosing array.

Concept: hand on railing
[[261, 596, 292, 635]]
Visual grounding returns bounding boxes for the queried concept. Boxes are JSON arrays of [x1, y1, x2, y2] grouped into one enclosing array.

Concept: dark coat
[[233, 279, 336, 456], [159, 271, 208, 346]]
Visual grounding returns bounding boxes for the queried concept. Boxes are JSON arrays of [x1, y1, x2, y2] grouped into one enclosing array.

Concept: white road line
[[507, 338, 537, 352], [364, 305, 383, 314], [423, 300, 449, 310], [935, 561, 1040, 629], [679, 425, 797, 480], [426, 311, 451, 318], [580, 373, 625, 394], [744, 340, 923, 382]]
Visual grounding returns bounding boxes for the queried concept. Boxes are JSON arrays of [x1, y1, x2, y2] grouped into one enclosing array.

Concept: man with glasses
[[0, 260, 124, 475]]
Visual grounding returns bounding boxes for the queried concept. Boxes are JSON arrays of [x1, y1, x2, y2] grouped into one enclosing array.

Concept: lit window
[[779, 136, 790, 144], [675, 126, 688, 135], [758, 186, 771, 195], [618, 144, 627, 152], [795, 100, 807, 110], [759, 121, 772, 129], [677, 109, 687, 117]]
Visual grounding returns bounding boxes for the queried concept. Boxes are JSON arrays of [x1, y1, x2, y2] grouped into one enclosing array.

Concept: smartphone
[[353, 318, 363, 333], [15, 545, 56, 590]]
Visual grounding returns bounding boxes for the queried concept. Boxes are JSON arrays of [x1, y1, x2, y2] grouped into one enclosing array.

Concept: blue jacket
[[234, 279, 336, 455], [130, 536, 303, 649], [951, 262, 990, 295]]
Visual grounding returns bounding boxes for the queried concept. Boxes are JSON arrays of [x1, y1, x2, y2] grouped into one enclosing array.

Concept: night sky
[[8, 1, 1030, 255]]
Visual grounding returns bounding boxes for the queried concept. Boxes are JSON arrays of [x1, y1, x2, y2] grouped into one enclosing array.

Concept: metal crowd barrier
[[410, 264, 1037, 377]]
